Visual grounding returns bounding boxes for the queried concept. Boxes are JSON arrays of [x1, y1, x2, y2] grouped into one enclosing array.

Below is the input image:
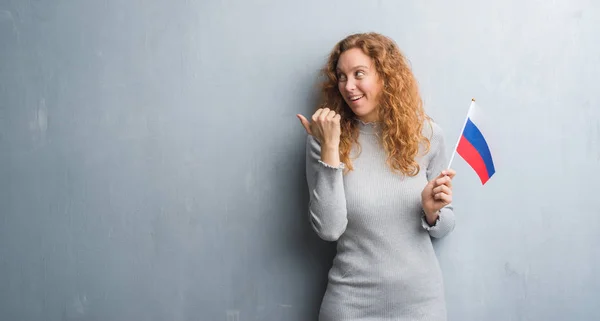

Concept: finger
[[327, 110, 337, 120], [434, 192, 452, 203], [435, 175, 452, 188], [436, 176, 452, 188], [296, 114, 312, 135], [312, 108, 323, 122], [433, 184, 451, 195], [440, 168, 456, 179], [333, 113, 341, 123], [318, 108, 331, 121]]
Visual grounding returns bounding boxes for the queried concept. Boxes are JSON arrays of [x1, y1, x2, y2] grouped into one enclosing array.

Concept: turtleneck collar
[[355, 118, 382, 135]]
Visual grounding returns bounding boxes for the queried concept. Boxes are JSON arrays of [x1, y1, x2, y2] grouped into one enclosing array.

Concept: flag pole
[[447, 98, 476, 169]]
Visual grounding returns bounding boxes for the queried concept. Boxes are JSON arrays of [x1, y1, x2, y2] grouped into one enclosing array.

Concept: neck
[[357, 115, 380, 124], [356, 108, 380, 123]]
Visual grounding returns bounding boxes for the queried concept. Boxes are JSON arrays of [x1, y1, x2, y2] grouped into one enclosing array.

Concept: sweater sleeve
[[421, 122, 456, 238], [305, 135, 348, 241]]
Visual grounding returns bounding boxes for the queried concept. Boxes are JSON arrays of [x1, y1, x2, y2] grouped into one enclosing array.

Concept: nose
[[345, 78, 356, 92]]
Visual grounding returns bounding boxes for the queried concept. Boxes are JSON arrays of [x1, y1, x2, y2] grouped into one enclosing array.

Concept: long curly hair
[[317, 32, 431, 176]]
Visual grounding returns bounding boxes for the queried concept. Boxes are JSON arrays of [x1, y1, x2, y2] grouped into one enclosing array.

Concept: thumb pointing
[[296, 114, 311, 135]]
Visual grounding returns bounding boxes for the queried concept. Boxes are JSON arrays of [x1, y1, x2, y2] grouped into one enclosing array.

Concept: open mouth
[[349, 95, 364, 102]]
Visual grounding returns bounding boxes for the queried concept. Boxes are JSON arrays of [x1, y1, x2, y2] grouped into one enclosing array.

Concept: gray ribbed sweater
[[305, 119, 455, 321]]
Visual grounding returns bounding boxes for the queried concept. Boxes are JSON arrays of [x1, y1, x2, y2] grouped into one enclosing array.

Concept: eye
[[355, 70, 365, 78], [337, 74, 347, 82]]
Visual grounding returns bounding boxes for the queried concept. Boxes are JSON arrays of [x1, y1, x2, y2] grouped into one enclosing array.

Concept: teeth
[[350, 95, 364, 101]]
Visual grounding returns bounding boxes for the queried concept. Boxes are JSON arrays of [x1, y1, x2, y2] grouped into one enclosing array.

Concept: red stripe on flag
[[457, 135, 490, 184]]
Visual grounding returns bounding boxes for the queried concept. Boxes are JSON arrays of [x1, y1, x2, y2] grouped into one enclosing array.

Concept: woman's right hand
[[296, 108, 342, 147]]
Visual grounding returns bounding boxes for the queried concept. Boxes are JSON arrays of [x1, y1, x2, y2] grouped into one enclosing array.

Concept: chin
[[352, 107, 376, 118]]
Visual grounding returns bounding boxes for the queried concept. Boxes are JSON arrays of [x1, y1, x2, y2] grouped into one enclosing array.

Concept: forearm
[[305, 136, 348, 241], [308, 162, 348, 241]]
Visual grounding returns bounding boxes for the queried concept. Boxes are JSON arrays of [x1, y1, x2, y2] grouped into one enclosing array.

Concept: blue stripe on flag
[[463, 118, 495, 177]]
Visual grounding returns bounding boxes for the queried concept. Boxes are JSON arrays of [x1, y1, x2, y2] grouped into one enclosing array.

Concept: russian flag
[[454, 100, 495, 185]]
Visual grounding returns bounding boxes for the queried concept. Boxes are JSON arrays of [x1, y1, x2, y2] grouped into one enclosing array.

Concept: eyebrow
[[336, 65, 370, 73]]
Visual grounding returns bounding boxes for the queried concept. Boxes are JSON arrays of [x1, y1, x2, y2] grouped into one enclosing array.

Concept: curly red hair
[[317, 32, 431, 176]]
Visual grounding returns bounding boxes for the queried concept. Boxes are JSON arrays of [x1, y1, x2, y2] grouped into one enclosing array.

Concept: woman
[[297, 32, 456, 321]]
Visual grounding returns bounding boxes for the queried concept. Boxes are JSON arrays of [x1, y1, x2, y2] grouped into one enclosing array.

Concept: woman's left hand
[[421, 169, 456, 225]]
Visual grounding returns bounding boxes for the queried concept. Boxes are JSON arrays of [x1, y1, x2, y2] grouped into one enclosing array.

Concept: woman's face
[[336, 48, 384, 123]]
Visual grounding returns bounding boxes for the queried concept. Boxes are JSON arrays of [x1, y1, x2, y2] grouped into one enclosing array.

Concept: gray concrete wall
[[1, 0, 598, 320]]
